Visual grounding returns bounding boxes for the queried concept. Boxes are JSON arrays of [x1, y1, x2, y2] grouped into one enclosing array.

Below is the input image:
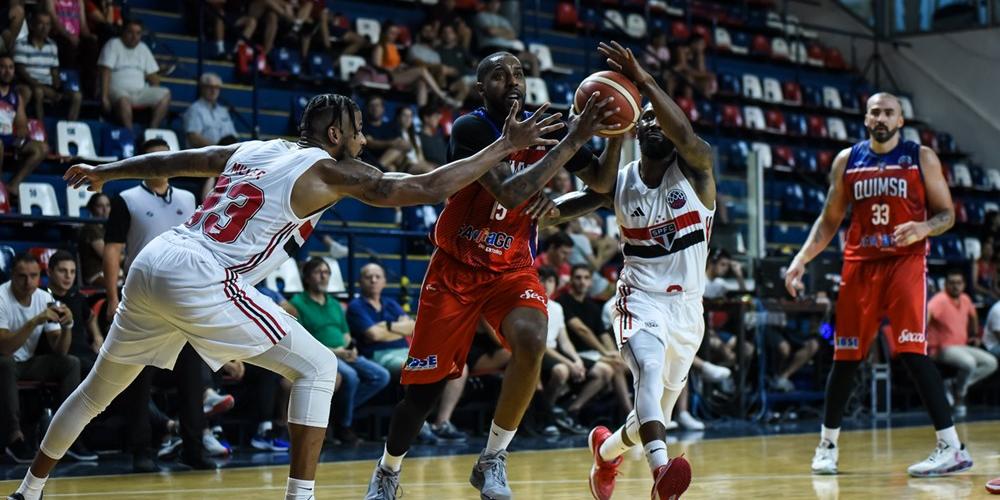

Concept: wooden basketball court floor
[[4, 420, 1000, 499]]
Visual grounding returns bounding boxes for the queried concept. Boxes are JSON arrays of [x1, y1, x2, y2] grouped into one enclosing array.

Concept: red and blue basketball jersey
[[843, 139, 927, 261]]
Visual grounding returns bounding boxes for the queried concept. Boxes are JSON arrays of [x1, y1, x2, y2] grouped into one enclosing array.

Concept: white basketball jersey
[[174, 140, 331, 285], [614, 159, 714, 295]]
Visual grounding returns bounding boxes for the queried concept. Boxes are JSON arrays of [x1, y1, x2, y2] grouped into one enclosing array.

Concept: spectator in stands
[[0, 253, 96, 464], [984, 211, 1000, 240], [565, 216, 616, 297], [385, 106, 435, 174], [643, 32, 671, 75], [766, 323, 820, 393], [1, 1, 26, 52], [409, 22, 471, 107], [291, 257, 390, 445], [547, 170, 573, 197], [538, 266, 612, 435], [234, 0, 280, 60], [986, 299, 1000, 358], [534, 231, 574, 287], [673, 36, 716, 99], [429, 0, 472, 51], [14, 10, 82, 121], [372, 22, 459, 108], [77, 192, 109, 286], [299, 5, 365, 59], [84, 0, 122, 42], [362, 96, 410, 170], [0, 54, 48, 198], [472, 0, 539, 76], [974, 236, 999, 302], [183, 72, 238, 148], [704, 248, 748, 299], [98, 18, 171, 129], [348, 262, 469, 443], [46, 251, 102, 377], [437, 24, 474, 75], [418, 104, 447, 167], [44, 0, 94, 67], [558, 264, 632, 414], [928, 270, 997, 417]]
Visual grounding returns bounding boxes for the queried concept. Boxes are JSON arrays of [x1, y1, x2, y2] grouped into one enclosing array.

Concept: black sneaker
[[65, 442, 98, 462], [4, 438, 34, 464], [132, 450, 157, 473], [7, 493, 42, 500]]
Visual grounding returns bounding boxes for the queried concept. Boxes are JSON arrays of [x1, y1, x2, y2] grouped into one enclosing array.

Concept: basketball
[[573, 70, 642, 137]]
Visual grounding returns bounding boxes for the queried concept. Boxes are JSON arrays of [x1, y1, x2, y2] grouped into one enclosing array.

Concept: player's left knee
[[506, 321, 547, 357]]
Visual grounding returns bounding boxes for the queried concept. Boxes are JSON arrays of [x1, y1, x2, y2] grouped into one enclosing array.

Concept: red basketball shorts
[[833, 253, 927, 361], [400, 251, 548, 385]]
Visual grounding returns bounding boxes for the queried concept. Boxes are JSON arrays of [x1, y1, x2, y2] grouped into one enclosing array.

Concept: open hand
[[501, 101, 565, 150], [893, 221, 929, 247], [569, 91, 620, 139], [598, 41, 651, 87], [64, 163, 106, 192]]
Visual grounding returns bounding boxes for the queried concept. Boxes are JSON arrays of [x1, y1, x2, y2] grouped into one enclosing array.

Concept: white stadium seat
[[827, 117, 847, 140], [66, 185, 94, 217], [742, 74, 763, 100], [525, 77, 549, 107], [19, 182, 60, 216], [762, 77, 783, 103], [528, 43, 572, 75], [56, 121, 117, 162], [822, 86, 842, 110], [952, 162, 972, 187], [356, 18, 381, 44], [743, 106, 765, 130], [338, 55, 366, 81], [265, 257, 303, 294], [144, 128, 181, 151], [898, 96, 915, 119], [902, 126, 921, 145], [751, 142, 772, 169]]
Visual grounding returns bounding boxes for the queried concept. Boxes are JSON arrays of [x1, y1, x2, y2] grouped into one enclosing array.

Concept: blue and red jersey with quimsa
[[842, 139, 928, 261]]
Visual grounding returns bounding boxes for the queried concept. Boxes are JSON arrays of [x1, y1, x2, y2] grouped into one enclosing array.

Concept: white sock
[[599, 412, 640, 462], [258, 421, 273, 435], [820, 425, 840, 447], [215, 40, 224, 52], [643, 440, 668, 471], [285, 477, 315, 500], [485, 420, 516, 454], [936, 426, 961, 449], [16, 470, 47, 500], [380, 445, 405, 472]]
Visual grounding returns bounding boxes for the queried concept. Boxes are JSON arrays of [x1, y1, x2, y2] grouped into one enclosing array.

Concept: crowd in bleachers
[[1, 0, 1000, 470]]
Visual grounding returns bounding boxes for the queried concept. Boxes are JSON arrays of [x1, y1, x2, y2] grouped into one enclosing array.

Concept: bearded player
[[784, 92, 971, 477], [365, 51, 623, 500], [545, 41, 712, 500]]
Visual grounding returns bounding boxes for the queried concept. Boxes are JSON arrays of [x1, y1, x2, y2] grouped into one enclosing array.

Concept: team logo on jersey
[[458, 225, 514, 254], [404, 355, 438, 371], [666, 189, 687, 209], [631, 206, 645, 217], [519, 289, 547, 304], [899, 155, 912, 167], [649, 222, 680, 250], [898, 329, 925, 344]]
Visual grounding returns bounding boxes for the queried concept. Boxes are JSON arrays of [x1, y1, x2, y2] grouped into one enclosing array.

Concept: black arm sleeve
[[448, 114, 502, 163], [104, 195, 131, 244]]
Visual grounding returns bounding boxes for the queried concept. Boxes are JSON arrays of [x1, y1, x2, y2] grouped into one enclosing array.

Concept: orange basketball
[[573, 70, 642, 137]]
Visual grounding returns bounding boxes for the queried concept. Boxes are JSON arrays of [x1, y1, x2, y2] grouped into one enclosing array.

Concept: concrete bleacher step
[[131, 7, 187, 34]]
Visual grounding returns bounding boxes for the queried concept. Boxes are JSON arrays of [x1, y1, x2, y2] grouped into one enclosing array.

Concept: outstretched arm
[[784, 149, 851, 297], [64, 143, 242, 191], [574, 136, 623, 194], [541, 189, 613, 227]]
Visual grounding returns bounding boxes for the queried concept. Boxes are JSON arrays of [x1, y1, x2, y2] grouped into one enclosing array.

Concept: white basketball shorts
[[101, 231, 301, 371], [610, 283, 705, 389]]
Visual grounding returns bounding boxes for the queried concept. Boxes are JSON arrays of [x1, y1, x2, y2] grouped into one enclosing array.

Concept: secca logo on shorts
[[404, 355, 438, 371], [519, 289, 547, 304], [898, 329, 926, 344]]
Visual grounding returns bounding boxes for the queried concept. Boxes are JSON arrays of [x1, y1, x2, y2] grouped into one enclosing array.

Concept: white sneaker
[[907, 441, 973, 477], [677, 411, 705, 431], [702, 362, 732, 383], [202, 432, 231, 457], [811, 441, 838, 475], [954, 405, 967, 418], [666, 420, 679, 430]]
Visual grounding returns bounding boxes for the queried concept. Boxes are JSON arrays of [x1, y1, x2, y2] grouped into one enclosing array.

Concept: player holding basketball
[[5, 93, 563, 500], [545, 41, 712, 500], [784, 92, 971, 477], [365, 52, 622, 500]]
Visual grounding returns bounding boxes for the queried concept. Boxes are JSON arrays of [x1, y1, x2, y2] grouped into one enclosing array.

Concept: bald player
[[785, 92, 972, 477]]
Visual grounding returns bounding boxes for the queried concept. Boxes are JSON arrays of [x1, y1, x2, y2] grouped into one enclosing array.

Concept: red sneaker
[[651, 455, 692, 500], [986, 476, 1000, 494], [588, 426, 622, 500]]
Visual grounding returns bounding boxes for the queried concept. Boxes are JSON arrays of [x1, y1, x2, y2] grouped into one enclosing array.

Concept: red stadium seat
[[675, 97, 699, 122], [0, 182, 9, 214], [555, 2, 580, 30], [720, 104, 743, 128], [765, 109, 786, 134], [817, 150, 835, 172], [28, 248, 57, 272], [920, 129, 939, 151], [692, 24, 712, 45], [953, 199, 967, 223], [825, 47, 847, 70], [806, 43, 825, 66], [807, 115, 828, 138], [773, 146, 795, 169], [751, 35, 771, 56], [782, 81, 802, 105], [941, 162, 954, 186], [671, 21, 690, 40]]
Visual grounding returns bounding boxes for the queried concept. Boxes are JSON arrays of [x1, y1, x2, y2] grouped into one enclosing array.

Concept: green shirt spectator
[[290, 292, 348, 348]]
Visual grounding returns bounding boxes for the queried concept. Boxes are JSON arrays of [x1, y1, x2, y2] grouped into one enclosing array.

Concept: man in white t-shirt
[[0, 254, 94, 464], [984, 300, 1000, 358], [98, 18, 170, 129]]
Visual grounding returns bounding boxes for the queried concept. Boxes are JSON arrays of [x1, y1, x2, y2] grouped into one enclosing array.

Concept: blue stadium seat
[[782, 183, 806, 213], [805, 187, 826, 213], [307, 53, 336, 81], [270, 47, 302, 77], [795, 148, 817, 172], [845, 121, 864, 141], [292, 95, 310, 130], [731, 32, 750, 54], [937, 132, 955, 153], [0, 245, 14, 282], [802, 85, 822, 107], [718, 73, 741, 95], [697, 101, 714, 124], [786, 113, 807, 136], [727, 141, 749, 170], [100, 126, 136, 159], [58, 70, 80, 93]]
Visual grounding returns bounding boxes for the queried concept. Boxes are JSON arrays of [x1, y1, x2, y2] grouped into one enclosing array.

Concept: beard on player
[[866, 123, 899, 144], [638, 125, 676, 161]]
